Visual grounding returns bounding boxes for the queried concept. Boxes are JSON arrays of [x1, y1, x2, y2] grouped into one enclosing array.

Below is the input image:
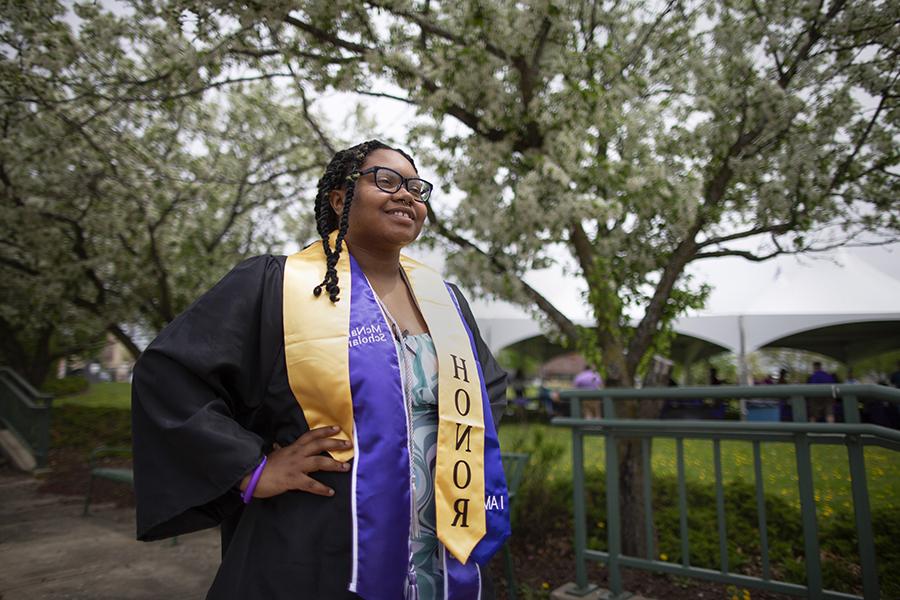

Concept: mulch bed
[[37, 447, 797, 599], [37, 447, 135, 509], [489, 536, 799, 599]]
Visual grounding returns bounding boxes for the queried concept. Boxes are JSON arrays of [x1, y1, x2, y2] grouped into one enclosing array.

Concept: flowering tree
[[170, 0, 900, 557], [0, 2, 329, 382], [171, 0, 899, 380]]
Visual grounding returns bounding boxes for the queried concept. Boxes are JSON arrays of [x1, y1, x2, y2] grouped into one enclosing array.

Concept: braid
[[312, 139, 418, 302]]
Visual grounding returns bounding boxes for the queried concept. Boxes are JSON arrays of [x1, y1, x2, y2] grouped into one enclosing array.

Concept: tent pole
[[738, 315, 751, 418]]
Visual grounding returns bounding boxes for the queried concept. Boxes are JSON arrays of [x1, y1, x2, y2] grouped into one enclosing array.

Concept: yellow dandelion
[[660, 553, 668, 561], [542, 582, 550, 590]]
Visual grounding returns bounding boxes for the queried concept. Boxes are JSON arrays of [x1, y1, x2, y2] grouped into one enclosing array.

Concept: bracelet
[[241, 455, 267, 504]]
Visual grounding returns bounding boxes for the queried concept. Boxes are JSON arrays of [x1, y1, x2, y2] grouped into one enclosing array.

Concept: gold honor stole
[[283, 240, 487, 564]]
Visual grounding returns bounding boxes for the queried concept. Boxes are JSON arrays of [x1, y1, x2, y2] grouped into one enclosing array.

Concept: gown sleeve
[[447, 283, 508, 427], [131, 255, 284, 541]]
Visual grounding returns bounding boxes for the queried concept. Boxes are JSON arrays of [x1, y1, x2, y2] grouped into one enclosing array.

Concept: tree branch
[[426, 205, 579, 341], [828, 80, 893, 191], [750, 0, 785, 80], [293, 74, 336, 155], [364, 1, 510, 61], [232, 47, 360, 64], [282, 14, 372, 54], [0, 256, 39, 276], [627, 222, 703, 374], [569, 222, 597, 279], [697, 221, 797, 249], [106, 323, 141, 359], [694, 249, 783, 261], [355, 89, 417, 105], [281, 12, 507, 142], [778, 0, 848, 89], [610, 0, 678, 85]]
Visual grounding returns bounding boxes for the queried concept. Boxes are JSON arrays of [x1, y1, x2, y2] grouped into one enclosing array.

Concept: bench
[[82, 446, 179, 545], [82, 446, 134, 516]]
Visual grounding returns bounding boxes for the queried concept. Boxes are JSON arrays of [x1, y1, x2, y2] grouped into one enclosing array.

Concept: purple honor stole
[[283, 242, 510, 600]]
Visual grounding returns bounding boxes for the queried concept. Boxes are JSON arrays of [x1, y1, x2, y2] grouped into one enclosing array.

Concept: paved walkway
[[0, 471, 219, 600]]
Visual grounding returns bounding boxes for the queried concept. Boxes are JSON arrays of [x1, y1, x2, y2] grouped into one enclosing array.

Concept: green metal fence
[[552, 384, 900, 600], [0, 367, 54, 468]]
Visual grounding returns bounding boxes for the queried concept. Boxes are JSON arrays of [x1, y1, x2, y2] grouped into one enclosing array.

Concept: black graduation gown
[[131, 254, 508, 600]]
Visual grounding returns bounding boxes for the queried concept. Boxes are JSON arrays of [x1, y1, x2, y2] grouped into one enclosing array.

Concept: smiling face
[[329, 148, 427, 253]]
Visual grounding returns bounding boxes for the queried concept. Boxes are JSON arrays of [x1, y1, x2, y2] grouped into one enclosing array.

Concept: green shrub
[[51, 405, 132, 450], [41, 376, 89, 397], [505, 425, 571, 542], [587, 475, 898, 597], [501, 432, 899, 599]]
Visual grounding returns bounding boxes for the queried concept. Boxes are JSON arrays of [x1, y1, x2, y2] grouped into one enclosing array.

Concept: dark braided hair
[[313, 139, 418, 302]]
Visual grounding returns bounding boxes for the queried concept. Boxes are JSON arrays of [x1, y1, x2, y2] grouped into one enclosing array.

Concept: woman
[[131, 140, 510, 600]]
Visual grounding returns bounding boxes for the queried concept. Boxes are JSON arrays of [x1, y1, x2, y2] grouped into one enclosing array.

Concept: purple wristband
[[241, 455, 267, 504]]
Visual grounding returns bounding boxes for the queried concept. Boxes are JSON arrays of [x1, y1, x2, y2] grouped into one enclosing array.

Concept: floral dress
[[399, 332, 443, 599]]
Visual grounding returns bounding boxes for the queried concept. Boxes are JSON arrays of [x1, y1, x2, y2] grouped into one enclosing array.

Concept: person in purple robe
[[806, 361, 836, 422], [573, 365, 603, 419]]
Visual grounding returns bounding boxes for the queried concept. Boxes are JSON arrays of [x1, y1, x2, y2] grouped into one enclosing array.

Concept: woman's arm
[[131, 256, 283, 541]]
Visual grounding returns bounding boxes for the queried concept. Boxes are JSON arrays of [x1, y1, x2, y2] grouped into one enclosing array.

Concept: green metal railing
[[0, 367, 54, 468], [552, 384, 900, 600]]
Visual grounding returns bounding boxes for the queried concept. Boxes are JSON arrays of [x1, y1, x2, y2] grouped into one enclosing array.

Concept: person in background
[[573, 365, 603, 419], [808, 361, 835, 384], [890, 361, 900, 388], [706, 367, 728, 418], [537, 379, 559, 417], [862, 362, 900, 429], [806, 361, 836, 423], [778, 368, 789, 384], [511, 368, 528, 419], [777, 368, 793, 421]]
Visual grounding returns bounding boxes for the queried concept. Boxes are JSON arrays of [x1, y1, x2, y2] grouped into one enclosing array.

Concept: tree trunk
[[107, 323, 141, 360], [0, 320, 53, 388], [613, 356, 670, 558], [23, 358, 53, 390], [8, 345, 54, 389], [617, 437, 650, 557]]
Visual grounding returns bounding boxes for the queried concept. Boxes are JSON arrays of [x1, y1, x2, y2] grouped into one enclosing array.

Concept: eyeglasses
[[357, 166, 433, 203]]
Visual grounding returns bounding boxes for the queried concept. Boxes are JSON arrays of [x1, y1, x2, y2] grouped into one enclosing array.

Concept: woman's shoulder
[[443, 280, 467, 302], [232, 253, 288, 273], [442, 281, 480, 328], [142, 254, 289, 360], [160, 255, 287, 331], [208, 254, 288, 291]]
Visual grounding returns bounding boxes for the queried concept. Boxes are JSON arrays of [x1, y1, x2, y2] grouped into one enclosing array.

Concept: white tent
[[473, 249, 900, 375], [675, 249, 900, 379]]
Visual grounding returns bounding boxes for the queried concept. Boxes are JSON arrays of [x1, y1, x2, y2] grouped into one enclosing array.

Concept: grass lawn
[[55, 382, 132, 410], [499, 422, 900, 515], [54, 384, 899, 515]]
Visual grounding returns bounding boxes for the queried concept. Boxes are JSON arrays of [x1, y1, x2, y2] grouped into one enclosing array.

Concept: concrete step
[[0, 428, 37, 472]]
